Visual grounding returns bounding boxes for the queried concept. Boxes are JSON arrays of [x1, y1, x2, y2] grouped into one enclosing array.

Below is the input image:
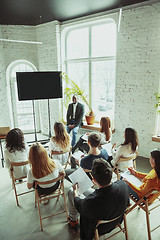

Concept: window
[[7, 60, 39, 133], [62, 19, 116, 123]]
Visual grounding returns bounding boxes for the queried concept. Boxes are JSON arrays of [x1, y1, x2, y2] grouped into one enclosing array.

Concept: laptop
[[0, 127, 10, 136]]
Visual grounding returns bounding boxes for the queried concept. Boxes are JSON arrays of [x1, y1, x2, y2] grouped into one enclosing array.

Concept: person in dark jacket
[[68, 158, 129, 239], [66, 94, 85, 147]]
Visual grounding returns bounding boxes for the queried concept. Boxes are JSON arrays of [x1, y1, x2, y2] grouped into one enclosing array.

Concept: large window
[[63, 19, 116, 123]]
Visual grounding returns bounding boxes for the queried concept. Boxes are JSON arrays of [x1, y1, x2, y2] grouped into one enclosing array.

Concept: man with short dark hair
[[65, 132, 109, 181], [66, 94, 85, 147], [80, 132, 109, 171], [68, 158, 129, 239]]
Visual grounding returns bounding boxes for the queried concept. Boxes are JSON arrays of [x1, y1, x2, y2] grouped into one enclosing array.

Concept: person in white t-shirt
[[49, 122, 71, 165], [5, 128, 29, 179], [111, 127, 139, 171], [27, 142, 64, 199]]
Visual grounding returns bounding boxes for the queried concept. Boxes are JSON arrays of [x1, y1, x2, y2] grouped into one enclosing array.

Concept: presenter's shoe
[[68, 218, 79, 233]]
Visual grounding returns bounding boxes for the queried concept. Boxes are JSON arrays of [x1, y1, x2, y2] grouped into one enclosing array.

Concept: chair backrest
[[10, 160, 33, 206], [127, 189, 160, 214], [10, 161, 29, 180], [51, 150, 70, 155], [10, 161, 29, 167], [96, 215, 121, 227], [35, 175, 63, 187], [113, 152, 138, 179], [95, 213, 128, 240]]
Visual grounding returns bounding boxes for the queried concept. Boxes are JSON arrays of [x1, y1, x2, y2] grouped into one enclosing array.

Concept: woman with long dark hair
[[49, 122, 71, 165], [5, 128, 29, 178], [99, 117, 112, 144], [124, 149, 160, 204], [27, 142, 64, 198], [111, 127, 139, 171], [72, 116, 112, 154]]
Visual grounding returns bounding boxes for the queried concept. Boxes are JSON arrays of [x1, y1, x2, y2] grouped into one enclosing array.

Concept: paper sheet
[[72, 150, 85, 160], [121, 170, 142, 187], [101, 142, 112, 156], [81, 133, 89, 141], [68, 167, 93, 195]]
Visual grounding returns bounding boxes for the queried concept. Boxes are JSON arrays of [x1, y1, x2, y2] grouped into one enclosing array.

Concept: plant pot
[[85, 115, 95, 125]]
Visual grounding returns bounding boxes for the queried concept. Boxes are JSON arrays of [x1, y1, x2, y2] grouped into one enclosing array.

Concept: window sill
[[152, 136, 160, 143], [63, 121, 115, 133]]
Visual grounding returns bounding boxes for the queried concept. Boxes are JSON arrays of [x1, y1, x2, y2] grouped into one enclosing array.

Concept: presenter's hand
[[69, 124, 75, 130]]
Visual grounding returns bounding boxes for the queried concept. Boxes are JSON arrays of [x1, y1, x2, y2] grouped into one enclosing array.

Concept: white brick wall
[[36, 21, 62, 135], [114, 2, 160, 157], [0, 22, 61, 136]]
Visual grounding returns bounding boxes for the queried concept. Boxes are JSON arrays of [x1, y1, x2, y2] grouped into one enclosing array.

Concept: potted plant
[[62, 73, 95, 125]]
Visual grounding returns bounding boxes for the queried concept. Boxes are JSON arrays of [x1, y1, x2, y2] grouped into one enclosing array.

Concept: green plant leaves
[[62, 72, 93, 113]]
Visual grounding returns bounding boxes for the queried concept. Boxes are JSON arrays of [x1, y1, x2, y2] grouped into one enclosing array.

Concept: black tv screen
[[16, 71, 62, 101]]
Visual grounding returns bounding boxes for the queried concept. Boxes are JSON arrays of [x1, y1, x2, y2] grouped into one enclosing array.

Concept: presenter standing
[[66, 94, 84, 147]]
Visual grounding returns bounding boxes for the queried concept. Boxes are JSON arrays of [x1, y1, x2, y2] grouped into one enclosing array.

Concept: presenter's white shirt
[[73, 102, 77, 119]]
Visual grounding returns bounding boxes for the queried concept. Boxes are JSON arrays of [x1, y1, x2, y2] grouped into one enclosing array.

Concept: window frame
[[62, 18, 117, 124]]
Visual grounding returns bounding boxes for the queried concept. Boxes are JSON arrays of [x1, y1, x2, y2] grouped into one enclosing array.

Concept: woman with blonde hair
[[27, 142, 64, 197], [49, 122, 71, 165]]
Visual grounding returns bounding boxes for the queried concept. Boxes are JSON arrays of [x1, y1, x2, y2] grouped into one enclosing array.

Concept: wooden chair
[[113, 152, 138, 180], [10, 161, 34, 206], [51, 148, 72, 169], [126, 189, 160, 240], [94, 212, 128, 240], [35, 175, 68, 231]]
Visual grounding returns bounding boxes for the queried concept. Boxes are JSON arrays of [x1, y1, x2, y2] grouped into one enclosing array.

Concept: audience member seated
[[72, 116, 112, 154], [27, 142, 64, 204], [111, 127, 139, 171], [68, 158, 129, 238], [4, 128, 29, 179], [65, 132, 109, 181], [49, 122, 71, 165], [123, 149, 160, 204]]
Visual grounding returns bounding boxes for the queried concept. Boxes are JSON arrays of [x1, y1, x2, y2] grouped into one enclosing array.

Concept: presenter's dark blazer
[[67, 102, 85, 127]]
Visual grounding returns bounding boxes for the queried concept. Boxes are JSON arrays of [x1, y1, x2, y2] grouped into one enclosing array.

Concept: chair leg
[[62, 184, 68, 220], [94, 229, 99, 240], [37, 200, 43, 231], [145, 200, 151, 240], [12, 180, 19, 206], [35, 193, 37, 207], [123, 213, 129, 240]]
